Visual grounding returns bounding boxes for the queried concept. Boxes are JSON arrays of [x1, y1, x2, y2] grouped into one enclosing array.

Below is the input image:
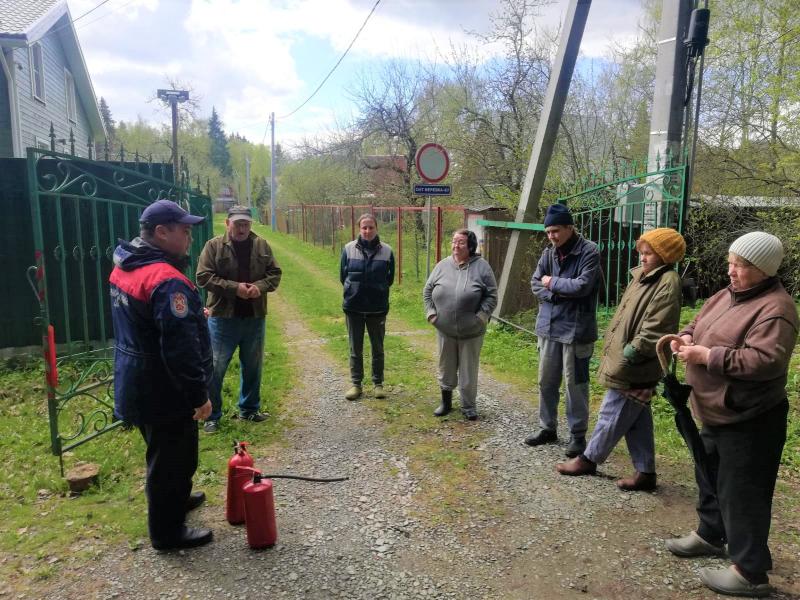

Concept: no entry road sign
[[415, 143, 450, 183]]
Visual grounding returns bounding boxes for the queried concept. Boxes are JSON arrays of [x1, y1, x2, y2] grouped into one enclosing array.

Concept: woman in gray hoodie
[[423, 229, 498, 420]]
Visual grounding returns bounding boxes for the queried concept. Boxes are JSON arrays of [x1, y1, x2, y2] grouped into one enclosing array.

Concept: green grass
[[0, 225, 294, 583]]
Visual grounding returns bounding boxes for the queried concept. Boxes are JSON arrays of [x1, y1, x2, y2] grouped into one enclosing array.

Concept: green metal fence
[[25, 147, 213, 471], [561, 154, 686, 308]]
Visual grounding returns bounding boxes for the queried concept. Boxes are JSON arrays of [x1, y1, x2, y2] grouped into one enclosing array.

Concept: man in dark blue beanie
[[543, 203, 574, 227], [524, 204, 602, 459]]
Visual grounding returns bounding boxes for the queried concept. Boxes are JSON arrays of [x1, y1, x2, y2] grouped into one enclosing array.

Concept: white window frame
[[34, 136, 51, 150], [64, 69, 77, 123], [29, 42, 46, 102]]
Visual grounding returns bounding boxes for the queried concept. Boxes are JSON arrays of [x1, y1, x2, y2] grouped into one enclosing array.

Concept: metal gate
[[551, 152, 687, 308], [25, 147, 213, 472]]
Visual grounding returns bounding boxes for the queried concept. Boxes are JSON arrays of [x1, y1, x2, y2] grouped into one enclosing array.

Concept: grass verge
[[0, 227, 294, 587]]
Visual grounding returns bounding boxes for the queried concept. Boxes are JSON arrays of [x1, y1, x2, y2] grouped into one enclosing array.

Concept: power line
[[38, 0, 117, 39], [74, 0, 114, 22], [275, 0, 382, 123]]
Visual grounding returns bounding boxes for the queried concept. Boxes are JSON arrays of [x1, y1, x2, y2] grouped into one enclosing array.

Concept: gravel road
[[25, 295, 800, 600]]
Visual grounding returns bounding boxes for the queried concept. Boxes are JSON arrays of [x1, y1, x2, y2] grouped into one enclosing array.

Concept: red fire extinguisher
[[226, 441, 255, 525], [243, 472, 278, 549]]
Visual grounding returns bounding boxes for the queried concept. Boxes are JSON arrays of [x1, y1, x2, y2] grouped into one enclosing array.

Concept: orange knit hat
[[636, 228, 686, 264]]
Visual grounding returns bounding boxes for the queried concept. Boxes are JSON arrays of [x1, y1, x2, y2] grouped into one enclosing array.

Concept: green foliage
[[208, 107, 232, 178]]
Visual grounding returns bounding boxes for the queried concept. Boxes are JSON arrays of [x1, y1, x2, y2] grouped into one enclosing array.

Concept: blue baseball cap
[[140, 200, 205, 225]]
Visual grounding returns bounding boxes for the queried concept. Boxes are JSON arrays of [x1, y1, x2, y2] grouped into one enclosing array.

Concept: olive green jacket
[[196, 232, 282, 318], [596, 264, 682, 390]]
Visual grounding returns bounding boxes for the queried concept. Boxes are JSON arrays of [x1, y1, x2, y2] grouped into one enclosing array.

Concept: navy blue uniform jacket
[[110, 239, 213, 425]]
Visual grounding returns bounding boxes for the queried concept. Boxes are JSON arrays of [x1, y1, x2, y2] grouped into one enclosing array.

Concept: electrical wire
[[276, 0, 382, 122], [73, 0, 115, 22], [37, 0, 116, 39]]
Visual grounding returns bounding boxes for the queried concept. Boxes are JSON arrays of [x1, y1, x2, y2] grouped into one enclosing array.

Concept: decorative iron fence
[[479, 153, 687, 331], [25, 147, 213, 471]]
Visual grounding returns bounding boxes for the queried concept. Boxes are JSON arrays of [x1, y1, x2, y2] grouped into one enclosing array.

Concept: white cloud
[[69, 0, 646, 144]]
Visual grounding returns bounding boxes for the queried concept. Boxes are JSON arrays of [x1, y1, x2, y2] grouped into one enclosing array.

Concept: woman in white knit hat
[[665, 231, 799, 598]]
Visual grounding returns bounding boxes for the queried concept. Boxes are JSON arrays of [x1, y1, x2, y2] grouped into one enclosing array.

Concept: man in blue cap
[[524, 203, 602, 458], [109, 199, 214, 550]]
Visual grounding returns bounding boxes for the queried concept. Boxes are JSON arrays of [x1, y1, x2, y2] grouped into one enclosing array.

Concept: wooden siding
[[13, 32, 93, 157], [0, 63, 12, 158]]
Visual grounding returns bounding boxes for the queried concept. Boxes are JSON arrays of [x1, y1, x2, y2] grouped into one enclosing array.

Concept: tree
[[208, 107, 232, 177], [99, 97, 116, 145]]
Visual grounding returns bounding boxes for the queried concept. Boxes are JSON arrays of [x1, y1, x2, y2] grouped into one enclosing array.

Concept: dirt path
[[29, 285, 800, 599]]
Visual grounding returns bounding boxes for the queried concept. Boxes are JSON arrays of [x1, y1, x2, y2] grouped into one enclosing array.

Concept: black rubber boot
[[434, 389, 453, 417]]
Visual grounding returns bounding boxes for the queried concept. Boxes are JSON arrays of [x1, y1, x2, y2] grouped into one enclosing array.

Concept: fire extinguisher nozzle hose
[[262, 474, 349, 483]]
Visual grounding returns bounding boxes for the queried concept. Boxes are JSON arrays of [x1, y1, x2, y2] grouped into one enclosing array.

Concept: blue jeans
[[583, 388, 655, 473], [208, 317, 265, 421]]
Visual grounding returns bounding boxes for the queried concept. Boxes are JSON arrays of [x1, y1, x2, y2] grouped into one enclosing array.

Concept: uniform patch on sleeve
[[170, 292, 189, 318]]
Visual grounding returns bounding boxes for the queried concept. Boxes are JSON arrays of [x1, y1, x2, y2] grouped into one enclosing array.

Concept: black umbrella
[[656, 335, 713, 491]]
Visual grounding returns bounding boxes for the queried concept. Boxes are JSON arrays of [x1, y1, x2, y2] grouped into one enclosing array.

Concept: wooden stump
[[66, 462, 100, 493]]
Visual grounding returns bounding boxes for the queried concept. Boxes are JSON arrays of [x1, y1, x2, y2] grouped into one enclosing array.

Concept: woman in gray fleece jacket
[[423, 229, 498, 420]]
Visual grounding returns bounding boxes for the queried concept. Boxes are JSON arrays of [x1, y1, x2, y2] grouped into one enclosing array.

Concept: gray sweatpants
[[537, 336, 592, 437], [437, 332, 485, 417]]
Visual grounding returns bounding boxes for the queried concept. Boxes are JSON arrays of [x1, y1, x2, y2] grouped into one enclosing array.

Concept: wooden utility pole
[[157, 89, 189, 185]]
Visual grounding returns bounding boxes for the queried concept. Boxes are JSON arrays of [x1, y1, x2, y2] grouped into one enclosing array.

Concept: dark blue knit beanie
[[544, 204, 574, 227]]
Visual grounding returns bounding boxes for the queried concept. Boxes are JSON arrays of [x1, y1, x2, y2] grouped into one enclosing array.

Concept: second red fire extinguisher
[[226, 441, 255, 525], [243, 473, 278, 549]]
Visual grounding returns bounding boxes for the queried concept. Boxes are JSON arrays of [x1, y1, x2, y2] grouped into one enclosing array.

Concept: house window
[[30, 42, 46, 101], [34, 137, 51, 150], [65, 69, 77, 123]]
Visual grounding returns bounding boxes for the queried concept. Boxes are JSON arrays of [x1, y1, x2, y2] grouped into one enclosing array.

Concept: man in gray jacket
[[524, 204, 601, 457]]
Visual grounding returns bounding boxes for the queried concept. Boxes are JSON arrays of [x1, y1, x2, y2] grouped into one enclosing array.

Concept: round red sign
[[415, 143, 450, 183]]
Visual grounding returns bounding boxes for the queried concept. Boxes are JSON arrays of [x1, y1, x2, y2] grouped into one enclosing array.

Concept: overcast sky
[[66, 0, 645, 147]]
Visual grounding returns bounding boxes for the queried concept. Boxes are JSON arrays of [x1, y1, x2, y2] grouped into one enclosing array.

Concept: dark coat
[[340, 236, 395, 314], [531, 235, 602, 344], [110, 238, 213, 425]]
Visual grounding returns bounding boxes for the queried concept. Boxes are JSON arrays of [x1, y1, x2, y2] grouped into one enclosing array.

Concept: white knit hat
[[729, 231, 784, 276]]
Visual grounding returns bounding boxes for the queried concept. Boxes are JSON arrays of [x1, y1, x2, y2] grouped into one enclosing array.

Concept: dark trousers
[[345, 311, 386, 385], [139, 419, 199, 544], [695, 400, 788, 575]]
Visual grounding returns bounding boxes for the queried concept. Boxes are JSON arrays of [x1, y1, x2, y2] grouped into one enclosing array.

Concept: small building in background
[[465, 205, 512, 258], [214, 184, 237, 213]]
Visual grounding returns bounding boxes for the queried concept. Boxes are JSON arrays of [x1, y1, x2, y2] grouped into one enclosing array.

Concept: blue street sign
[[413, 184, 451, 196]]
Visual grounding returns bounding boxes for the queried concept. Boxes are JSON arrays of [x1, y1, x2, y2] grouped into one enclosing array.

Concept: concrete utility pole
[[270, 112, 277, 231], [644, 0, 693, 229], [494, 0, 591, 317], [157, 89, 189, 185]]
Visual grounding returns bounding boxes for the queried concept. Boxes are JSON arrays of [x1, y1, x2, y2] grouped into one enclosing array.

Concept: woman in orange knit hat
[[556, 227, 685, 491]]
